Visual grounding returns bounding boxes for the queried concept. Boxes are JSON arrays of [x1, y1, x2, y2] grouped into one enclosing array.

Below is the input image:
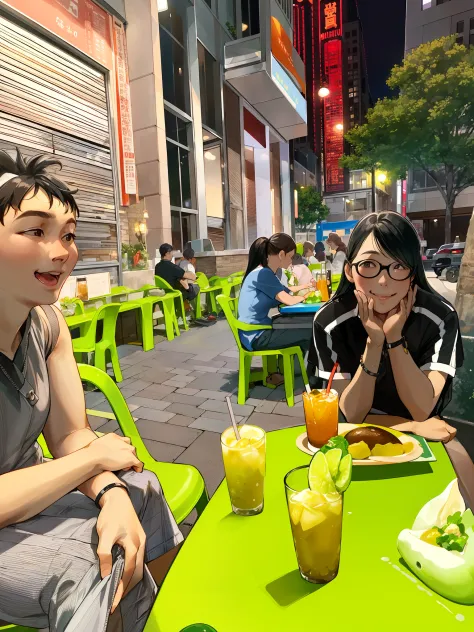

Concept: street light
[[335, 123, 344, 131], [318, 86, 330, 98], [378, 172, 387, 183]]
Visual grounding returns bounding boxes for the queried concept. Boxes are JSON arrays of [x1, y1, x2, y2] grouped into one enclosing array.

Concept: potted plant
[[59, 297, 77, 317]]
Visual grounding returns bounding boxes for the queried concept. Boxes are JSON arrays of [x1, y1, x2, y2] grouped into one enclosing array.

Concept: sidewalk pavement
[[86, 321, 306, 533]]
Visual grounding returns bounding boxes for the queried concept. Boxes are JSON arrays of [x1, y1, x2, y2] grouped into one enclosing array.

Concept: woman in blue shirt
[[238, 234, 314, 386]]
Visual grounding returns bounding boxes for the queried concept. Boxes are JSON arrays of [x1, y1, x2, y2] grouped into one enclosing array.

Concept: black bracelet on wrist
[[386, 337, 408, 353], [94, 483, 130, 509], [360, 355, 380, 377]]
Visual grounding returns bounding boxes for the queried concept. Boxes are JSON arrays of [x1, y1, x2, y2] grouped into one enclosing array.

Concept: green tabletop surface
[[64, 311, 95, 328], [152, 425, 473, 632]]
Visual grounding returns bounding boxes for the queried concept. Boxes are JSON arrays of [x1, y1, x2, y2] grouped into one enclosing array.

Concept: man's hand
[[96, 488, 146, 613]]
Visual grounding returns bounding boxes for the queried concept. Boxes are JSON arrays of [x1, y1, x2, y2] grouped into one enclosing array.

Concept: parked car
[[432, 242, 465, 277], [425, 248, 438, 260]]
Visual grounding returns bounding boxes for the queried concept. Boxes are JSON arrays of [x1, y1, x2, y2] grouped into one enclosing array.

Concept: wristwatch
[[386, 337, 409, 353]]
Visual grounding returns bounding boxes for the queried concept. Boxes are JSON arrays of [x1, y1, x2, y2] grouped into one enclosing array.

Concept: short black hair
[[159, 243, 174, 258], [0, 148, 79, 225], [183, 247, 195, 259]]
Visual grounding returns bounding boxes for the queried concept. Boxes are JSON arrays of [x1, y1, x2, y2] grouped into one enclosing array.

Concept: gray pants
[[251, 327, 312, 357], [0, 469, 183, 632]]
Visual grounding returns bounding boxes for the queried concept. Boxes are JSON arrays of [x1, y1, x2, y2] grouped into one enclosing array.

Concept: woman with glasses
[[308, 212, 465, 446]]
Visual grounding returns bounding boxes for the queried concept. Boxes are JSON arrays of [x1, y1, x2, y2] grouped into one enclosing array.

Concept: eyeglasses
[[352, 259, 412, 281]]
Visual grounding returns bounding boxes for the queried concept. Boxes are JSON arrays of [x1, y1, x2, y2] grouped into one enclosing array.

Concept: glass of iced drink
[[221, 425, 266, 516], [285, 465, 343, 583], [303, 389, 339, 449]]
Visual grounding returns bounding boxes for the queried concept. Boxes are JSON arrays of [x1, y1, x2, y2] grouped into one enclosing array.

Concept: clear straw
[[226, 396, 241, 441]]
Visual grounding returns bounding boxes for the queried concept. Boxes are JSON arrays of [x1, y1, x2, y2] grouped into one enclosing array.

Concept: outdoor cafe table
[[150, 425, 473, 632], [272, 302, 326, 330]]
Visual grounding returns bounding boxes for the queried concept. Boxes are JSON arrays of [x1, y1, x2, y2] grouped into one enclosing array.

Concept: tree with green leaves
[[295, 186, 329, 231], [341, 36, 474, 244]]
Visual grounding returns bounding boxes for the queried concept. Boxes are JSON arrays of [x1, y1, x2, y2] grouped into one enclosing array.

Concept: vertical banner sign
[[402, 179, 407, 217], [113, 20, 137, 203], [1, 0, 113, 68], [320, 0, 345, 193]]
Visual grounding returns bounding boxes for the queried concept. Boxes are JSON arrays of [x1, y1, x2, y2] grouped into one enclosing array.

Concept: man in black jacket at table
[[155, 243, 200, 302]]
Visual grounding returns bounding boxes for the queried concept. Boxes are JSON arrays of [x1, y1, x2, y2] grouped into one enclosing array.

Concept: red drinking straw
[[326, 362, 339, 396]]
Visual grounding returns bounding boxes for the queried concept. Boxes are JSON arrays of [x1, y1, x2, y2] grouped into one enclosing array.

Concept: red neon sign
[[323, 38, 345, 193]]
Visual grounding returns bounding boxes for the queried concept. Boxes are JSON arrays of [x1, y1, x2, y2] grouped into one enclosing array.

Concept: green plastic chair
[[308, 263, 323, 272], [332, 273, 342, 292], [195, 272, 225, 315], [72, 303, 123, 382], [154, 275, 188, 332], [139, 285, 180, 341], [217, 295, 308, 407], [76, 364, 209, 523], [296, 243, 304, 255]]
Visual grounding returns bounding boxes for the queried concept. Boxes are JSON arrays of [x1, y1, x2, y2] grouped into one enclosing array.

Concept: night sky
[[356, 0, 407, 102]]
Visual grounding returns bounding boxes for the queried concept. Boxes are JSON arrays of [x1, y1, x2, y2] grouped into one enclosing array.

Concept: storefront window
[[170, 209, 198, 250], [160, 27, 189, 115], [198, 43, 222, 134], [165, 107, 196, 211], [241, 0, 260, 37]]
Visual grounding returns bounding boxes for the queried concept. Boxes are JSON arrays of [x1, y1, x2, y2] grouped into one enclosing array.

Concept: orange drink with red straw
[[303, 363, 339, 448]]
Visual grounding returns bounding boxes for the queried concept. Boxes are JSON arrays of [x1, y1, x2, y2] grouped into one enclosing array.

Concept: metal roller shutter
[[0, 14, 118, 278]]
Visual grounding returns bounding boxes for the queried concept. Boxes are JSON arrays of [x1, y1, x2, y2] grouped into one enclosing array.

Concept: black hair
[[159, 243, 174, 258], [244, 233, 296, 280], [183, 247, 195, 259], [315, 241, 325, 253], [0, 148, 79, 224], [332, 212, 438, 302]]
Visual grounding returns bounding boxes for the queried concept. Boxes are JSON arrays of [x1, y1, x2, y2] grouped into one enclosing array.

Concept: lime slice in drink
[[325, 448, 342, 481], [308, 451, 337, 496], [335, 453, 353, 493]]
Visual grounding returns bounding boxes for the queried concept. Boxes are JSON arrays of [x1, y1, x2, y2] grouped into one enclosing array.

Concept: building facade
[[405, 0, 474, 246], [0, 0, 133, 285], [124, 0, 307, 260], [292, 0, 390, 227]]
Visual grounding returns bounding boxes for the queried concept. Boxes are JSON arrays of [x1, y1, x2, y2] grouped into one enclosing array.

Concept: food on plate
[[398, 480, 474, 604], [320, 435, 349, 457], [343, 426, 402, 450], [348, 441, 371, 460]]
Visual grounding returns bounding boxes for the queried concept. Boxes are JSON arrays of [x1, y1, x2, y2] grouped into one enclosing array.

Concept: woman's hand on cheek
[[383, 286, 417, 342], [354, 290, 385, 347]]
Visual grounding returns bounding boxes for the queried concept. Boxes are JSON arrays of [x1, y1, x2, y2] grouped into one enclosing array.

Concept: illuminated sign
[[271, 55, 308, 123], [271, 17, 306, 95], [320, 0, 342, 40]]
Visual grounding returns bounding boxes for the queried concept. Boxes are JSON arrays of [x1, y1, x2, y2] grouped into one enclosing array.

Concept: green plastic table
[[151, 426, 473, 632]]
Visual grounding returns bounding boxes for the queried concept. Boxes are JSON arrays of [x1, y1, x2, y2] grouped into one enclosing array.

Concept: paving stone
[[187, 359, 226, 368], [162, 379, 196, 388], [216, 368, 237, 374], [163, 393, 208, 407], [170, 368, 193, 376], [85, 391, 106, 407], [189, 417, 231, 433], [91, 401, 139, 414], [248, 385, 272, 400], [138, 385, 176, 400], [166, 403, 203, 419], [87, 414, 110, 431], [121, 364, 147, 379], [136, 369, 174, 384], [190, 373, 237, 392], [142, 438, 185, 462], [174, 431, 224, 496], [134, 419, 201, 446], [254, 400, 278, 414], [195, 389, 230, 402], [187, 371, 207, 378], [175, 388, 200, 396], [246, 411, 303, 432], [273, 402, 306, 418], [188, 365, 219, 373], [94, 419, 120, 434], [199, 399, 254, 417], [119, 385, 150, 399], [194, 410, 244, 424], [265, 386, 286, 402], [230, 396, 262, 407], [132, 407, 176, 423], [167, 414, 196, 427], [118, 379, 152, 392], [179, 523, 193, 539], [125, 396, 172, 410]]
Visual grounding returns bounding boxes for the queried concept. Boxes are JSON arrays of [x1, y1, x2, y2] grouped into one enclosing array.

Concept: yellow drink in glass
[[285, 465, 343, 583], [221, 425, 266, 516], [303, 388, 339, 448]]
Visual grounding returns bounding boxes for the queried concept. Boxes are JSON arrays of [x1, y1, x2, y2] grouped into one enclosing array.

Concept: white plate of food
[[296, 423, 423, 465]]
